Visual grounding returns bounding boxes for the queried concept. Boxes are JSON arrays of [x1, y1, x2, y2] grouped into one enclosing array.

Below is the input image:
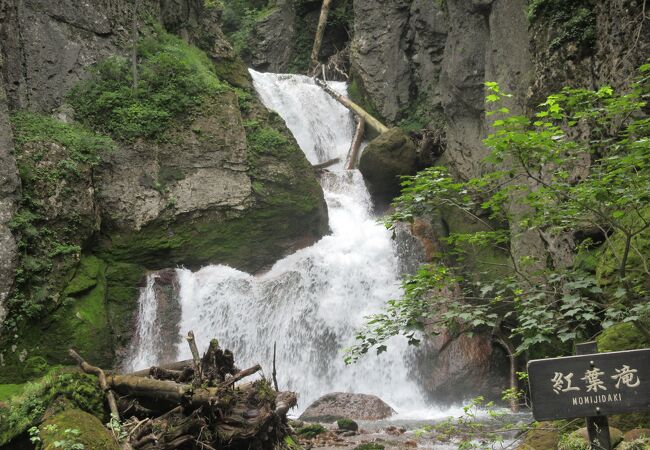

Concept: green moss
[[354, 444, 385, 450], [608, 413, 650, 432], [597, 323, 648, 352], [295, 424, 326, 439], [214, 58, 252, 89], [104, 262, 145, 353], [283, 435, 303, 450], [68, 26, 229, 141], [0, 256, 113, 383], [527, 0, 596, 52], [523, 421, 561, 450], [40, 409, 119, 450], [0, 369, 105, 446], [0, 384, 25, 402], [336, 418, 358, 431]]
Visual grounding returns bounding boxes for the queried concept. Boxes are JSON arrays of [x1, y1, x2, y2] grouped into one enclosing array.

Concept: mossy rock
[[624, 429, 650, 441], [295, 424, 326, 439], [0, 256, 114, 383], [354, 444, 385, 450], [358, 127, 417, 200], [617, 437, 650, 450], [0, 369, 105, 446], [609, 413, 650, 432], [597, 323, 648, 352], [40, 409, 119, 450], [523, 421, 561, 449], [567, 427, 623, 448], [337, 418, 359, 432]]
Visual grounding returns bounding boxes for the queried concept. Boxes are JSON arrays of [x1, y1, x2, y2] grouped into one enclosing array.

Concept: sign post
[[575, 342, 611, 450], [528, 344, 650, 450]]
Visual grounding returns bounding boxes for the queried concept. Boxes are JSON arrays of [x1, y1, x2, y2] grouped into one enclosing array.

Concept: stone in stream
[[299, 393, 395, 422]]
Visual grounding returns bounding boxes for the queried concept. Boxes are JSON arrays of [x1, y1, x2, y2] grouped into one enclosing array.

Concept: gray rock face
[[350, 0, 446, 123], [95, 91, 252, 232], [300, 393, 395, 422], [0, 0, 130, 113], [248, 0, 296, 72], [0, 47, 20, 328]]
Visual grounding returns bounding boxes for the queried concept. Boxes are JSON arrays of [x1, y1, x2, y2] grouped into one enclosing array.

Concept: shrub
[[69, 28, 228, 141]]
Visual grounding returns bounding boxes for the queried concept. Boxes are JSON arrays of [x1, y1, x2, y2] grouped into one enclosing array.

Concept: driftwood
[[346, 115, 366, 170], [309, 0, 333, 74], [69, 332, 297, 450], [313, 157, 340, 170], [314, 78, 389, 135]]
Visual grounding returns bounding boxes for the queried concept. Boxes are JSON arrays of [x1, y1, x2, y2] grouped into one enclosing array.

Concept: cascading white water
[[125, 274, 159, 370], [127, 70, 437, 417]]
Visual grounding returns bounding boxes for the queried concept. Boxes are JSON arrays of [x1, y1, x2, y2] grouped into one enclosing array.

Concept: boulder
[[358, 128, 417, 200], [573, 426, 623, 447], [299, 393, 394, 422], [624, 429, 650, 441], [39, 409, 119, 450]]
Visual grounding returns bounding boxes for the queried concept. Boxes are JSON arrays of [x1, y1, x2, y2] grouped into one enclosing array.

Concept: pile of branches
[[69, 331, 297, 450]]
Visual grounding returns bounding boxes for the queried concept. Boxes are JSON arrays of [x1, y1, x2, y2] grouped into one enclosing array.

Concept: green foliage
[[220, 0, 273, 58], [336, 418, 358, 431], [68, 27, 228, 141], [597, 322, 648, 352], [244, 119, 292, 155], [353, 444, 385, 450], [429, 397, 527, 449], [557, 432, 589, 450], [347, 63, 650, 362], [4, 113, 112, 328], [32, 425, 85, 450], [0, 384, 26, 402], [527, 0, 596, 52], [0, 369, 105, 445], [295, 424, 326, 438]]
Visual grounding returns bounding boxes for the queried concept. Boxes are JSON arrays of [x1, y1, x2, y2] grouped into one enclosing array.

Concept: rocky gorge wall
[[239, 0, 650, 402], [0, 0, 328, 382]]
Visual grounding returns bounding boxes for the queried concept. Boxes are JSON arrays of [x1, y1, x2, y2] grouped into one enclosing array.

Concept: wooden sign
[[527, 348, 650, 421]]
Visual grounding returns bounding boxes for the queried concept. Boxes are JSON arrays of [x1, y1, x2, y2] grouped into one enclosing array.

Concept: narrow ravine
[[126, 71, 448, 418]]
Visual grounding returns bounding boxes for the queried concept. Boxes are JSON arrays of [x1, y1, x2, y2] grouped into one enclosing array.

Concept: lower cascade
[[126, 70, 432, 416]]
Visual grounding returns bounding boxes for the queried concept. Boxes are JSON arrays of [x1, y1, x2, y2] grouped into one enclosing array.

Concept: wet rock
[[299, 393, 395, 422], [337, 418, 359, 432], [358, 128, 417, 201]]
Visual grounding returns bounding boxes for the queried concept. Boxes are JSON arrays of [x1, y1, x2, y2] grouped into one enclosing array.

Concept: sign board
[[528, 348, 650, 421]]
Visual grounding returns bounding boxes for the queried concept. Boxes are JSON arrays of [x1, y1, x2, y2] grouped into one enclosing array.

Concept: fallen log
[[309, 0, 333, 74], [67, 334, 297, 450], [314, 78, 389, 135], [346, 115, 366, 170], [313, 157, 340, 170]]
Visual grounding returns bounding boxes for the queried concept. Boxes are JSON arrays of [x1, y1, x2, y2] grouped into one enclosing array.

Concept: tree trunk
[[309, 0, 333, 74], [346, 116, 365, 170], [314, 78, 388, 135]]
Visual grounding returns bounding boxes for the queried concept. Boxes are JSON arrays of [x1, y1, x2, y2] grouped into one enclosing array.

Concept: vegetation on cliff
[[348, 63, 650, 363]]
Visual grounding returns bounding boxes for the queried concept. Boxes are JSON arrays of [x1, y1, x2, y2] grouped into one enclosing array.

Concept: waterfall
[[124, 274, 159, 370], [127, 70, 432, 417]]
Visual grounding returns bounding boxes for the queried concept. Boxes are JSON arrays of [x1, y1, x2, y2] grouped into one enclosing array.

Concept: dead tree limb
[[274, 391, 297, 417], [346, 115, 366, 170], [186, 331, 203, 382], [313, 157, 340, 170], [314, 78, 388, 135], [69, 349, 120, 420], [219, 364, 262, 389], [492, 331, 519, 413], [128, 359, 193, 377], [309, 0, 333, 74], [272, 342, 279, 391]]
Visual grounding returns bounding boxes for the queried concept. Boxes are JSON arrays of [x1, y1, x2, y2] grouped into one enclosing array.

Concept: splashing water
[[126, 70, 438, 416]]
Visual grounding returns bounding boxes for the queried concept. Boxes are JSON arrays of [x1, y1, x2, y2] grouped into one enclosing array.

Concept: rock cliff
[[0, 0, 328, 381]]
